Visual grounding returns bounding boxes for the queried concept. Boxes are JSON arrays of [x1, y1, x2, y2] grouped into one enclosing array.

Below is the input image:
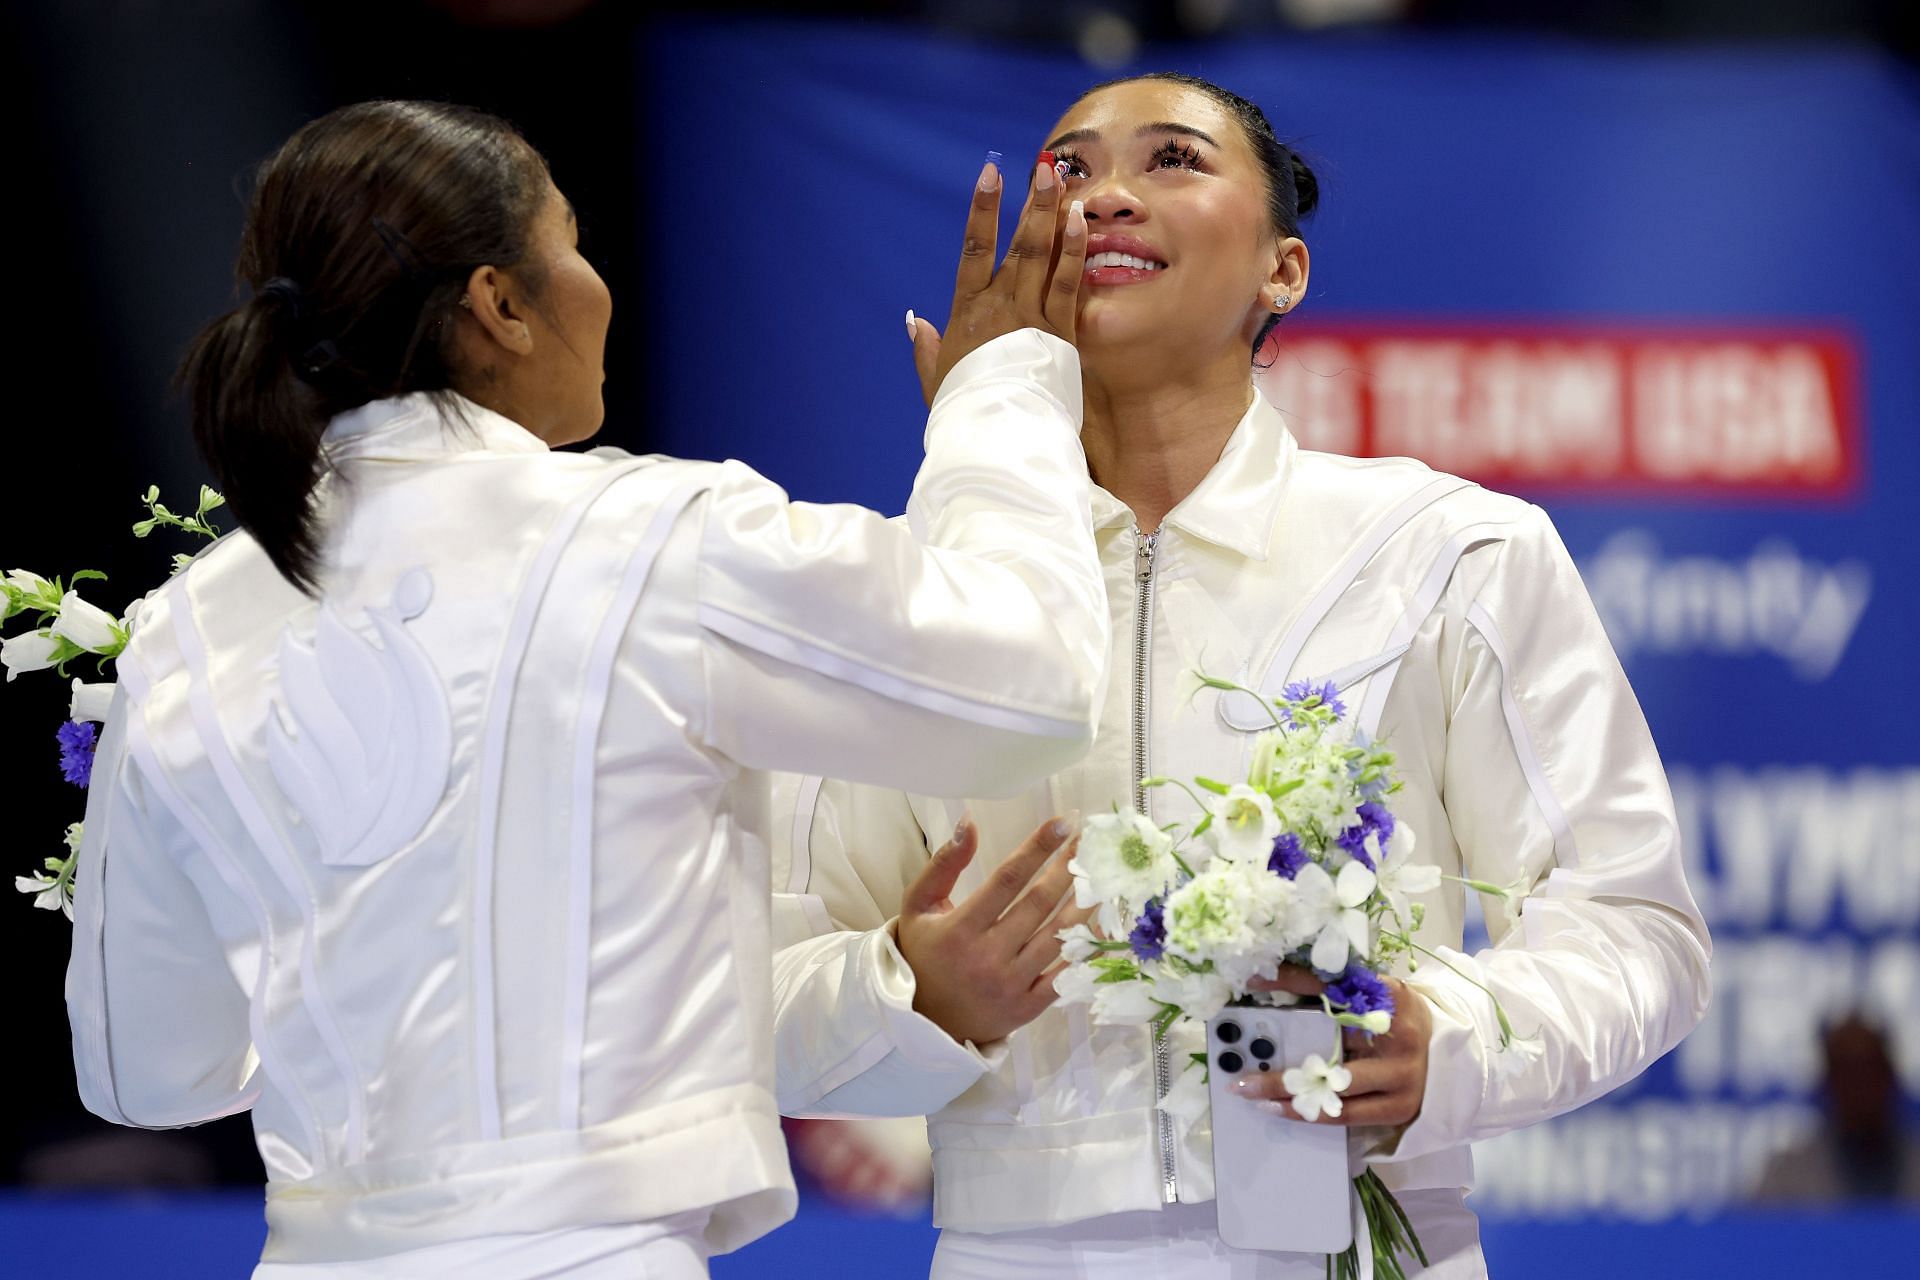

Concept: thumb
[[903, 817, 976, 918], [909, 312, 942, 408]]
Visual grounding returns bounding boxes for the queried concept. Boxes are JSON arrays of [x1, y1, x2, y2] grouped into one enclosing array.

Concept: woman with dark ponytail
[[774, 74, 1708, 1278], [68, 100, 1112, 1277]]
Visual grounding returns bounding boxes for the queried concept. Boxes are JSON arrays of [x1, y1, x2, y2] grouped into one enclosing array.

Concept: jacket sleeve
[[768, 775, 1000, 1118], [66, 689, 260, 1129], [1378, 503, 1712, 1163], [691, 328, 1110, 800]]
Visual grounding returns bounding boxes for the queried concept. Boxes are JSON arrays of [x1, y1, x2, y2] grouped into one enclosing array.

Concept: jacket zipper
[[1132, 526, 1177, 1204]]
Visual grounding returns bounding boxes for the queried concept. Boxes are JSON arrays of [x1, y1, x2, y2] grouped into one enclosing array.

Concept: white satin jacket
[[64, 330, 1110, 1266], [769, 392, 1712, 1255]]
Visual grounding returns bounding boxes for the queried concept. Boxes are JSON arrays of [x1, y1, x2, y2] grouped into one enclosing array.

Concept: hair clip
[[370, 216, 427, 279]]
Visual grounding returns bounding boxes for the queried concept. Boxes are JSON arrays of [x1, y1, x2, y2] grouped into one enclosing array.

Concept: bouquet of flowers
[[1053, 677, 1541, 1280], [4, 485, 225, 918]]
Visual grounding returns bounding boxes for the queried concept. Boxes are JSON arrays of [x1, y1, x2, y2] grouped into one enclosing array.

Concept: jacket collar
[[322, 392, 550, 463], [1087, 390, 1294, 562]]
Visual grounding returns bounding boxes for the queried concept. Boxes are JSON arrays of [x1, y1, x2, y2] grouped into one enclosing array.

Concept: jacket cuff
[[1366, 954, 1493, 1164], [873, 921, 1009, 1076], [925, 329, 1082, 433]]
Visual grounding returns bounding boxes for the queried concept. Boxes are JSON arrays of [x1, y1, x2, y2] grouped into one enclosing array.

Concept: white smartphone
[[1207, 1005, 1354, 1254]]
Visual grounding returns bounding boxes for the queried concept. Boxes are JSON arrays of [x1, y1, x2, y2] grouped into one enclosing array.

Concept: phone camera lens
[[1217, 1050, 1244, 1074], [1249, 1037, 1276, 1060], [1217, 1021, 1242, 1044]]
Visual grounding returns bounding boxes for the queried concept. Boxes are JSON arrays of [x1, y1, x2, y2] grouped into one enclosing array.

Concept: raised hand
[[1229, 965, 1434, 1128], [910, 157, 1089, 406], [896, 817, 1088, 1047]]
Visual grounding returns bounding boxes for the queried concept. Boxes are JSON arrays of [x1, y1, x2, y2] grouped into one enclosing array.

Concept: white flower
[[1492, 1029, 1545, 1080], [2, 628, 60, 681], [1052, 962, 1101, 1006], [65, 822, 83, 854], [1291, 860, 1377, 974], [1163, 859, 1295, 973], [1490, 874, 1532, 932], [4, 569, 50, 593], [50, 590, 125, 656], [1091, 979, 1164, 1026], [1156, 1063, 1212, 1140], [1157, 966, 1235, 1023], [15, 872, 68, 916], [1247, 731, 1284, 789], [1207, 784, 1281, 862], [1281, 1052, 1352, 1122], [1057, 922, 1101, 964], [70, 678, 115, 724], [1374, 823, 1438, 926], [1070, 811, 1180, 909]]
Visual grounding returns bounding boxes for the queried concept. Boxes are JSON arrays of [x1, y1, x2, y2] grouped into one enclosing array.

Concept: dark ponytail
[[1072, 72, 1320, 363], [178, 101, 551, 593]]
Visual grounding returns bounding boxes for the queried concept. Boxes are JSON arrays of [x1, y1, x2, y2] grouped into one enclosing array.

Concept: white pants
[[251, 1209, 713, 1280], [931, 1191, 1487, 1279]]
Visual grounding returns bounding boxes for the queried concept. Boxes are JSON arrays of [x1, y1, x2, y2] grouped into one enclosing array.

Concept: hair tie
[[257, 276, 306, 319]]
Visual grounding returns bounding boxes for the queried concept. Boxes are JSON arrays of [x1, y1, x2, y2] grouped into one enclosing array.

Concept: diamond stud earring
[[458, 294, 473, 310], [1273, 293, 1291, 311]]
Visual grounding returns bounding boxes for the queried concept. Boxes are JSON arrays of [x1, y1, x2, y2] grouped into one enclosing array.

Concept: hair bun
[[1288, 153, 1320, 219]]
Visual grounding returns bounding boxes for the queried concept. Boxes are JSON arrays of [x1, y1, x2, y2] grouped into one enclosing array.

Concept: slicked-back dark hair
[[178, 100, 551, 593]]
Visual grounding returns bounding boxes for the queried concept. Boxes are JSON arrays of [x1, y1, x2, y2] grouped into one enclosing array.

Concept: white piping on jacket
[[558, 477, 711, 1128], [113, 652, 318, 1148], [171, 597, 370, 1163], [1465, 601, 1580, 868], [472, 462, 652, 1141]]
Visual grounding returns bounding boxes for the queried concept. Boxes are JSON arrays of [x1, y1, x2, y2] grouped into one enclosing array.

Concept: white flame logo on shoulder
[[267, 569, 451, 866]]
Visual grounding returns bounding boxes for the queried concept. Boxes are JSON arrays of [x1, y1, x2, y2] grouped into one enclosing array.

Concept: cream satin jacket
[[769, 392, 1712, 1246], [65, 330, 1110, 1265]]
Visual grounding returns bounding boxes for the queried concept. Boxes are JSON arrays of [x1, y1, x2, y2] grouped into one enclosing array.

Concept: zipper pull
[[1135, 529, 1158, 581]]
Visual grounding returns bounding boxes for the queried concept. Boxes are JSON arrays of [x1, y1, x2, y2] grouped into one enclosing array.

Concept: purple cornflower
[[1129, 899, 1166, 962], [1335, 801, 1397, 870], [1280, 679, 1346, 726], [1326, 964, 1396, 1019], [57, 720, 97, 788], [1269, 832, 1307, 879]]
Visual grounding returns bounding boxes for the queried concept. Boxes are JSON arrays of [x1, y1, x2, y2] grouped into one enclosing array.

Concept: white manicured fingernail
[[905, 309, 916, 341]]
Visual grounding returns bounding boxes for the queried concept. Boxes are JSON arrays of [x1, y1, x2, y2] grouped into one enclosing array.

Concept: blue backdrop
[[640, 17, 1920, 1226]]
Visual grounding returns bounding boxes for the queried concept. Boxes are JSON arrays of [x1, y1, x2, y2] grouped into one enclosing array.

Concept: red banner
[[1256, 321, 1862, 497]]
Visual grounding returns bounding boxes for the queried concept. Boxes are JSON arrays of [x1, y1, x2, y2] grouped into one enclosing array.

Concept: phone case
[[1206, 1005, 1354, 1254]]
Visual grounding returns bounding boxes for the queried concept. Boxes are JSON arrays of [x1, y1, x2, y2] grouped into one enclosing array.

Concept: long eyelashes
[[1151, 140, 1205, 171], [1049, 140, 1207, 183]]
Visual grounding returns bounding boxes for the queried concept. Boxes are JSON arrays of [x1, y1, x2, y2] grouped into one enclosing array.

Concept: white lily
[[70, 678, 116, 724], [1, 628, 59, 681], [1156, 1063, 1212, 1139], [50, 590, 125, 656], [1207, 784, 1281, 862], [1281, 1052, 1352, 1122]]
